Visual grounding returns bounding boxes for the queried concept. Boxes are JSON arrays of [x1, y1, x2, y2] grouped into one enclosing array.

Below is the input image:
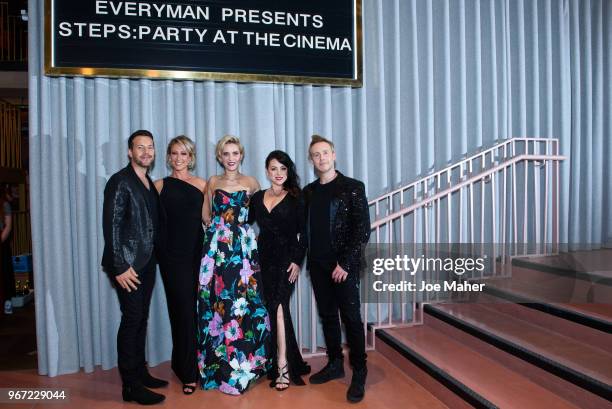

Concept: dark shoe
[[346, 367, 367, 403], [182, 383, 197, 395], [142, 372, 169, 389], [309, 358, 345, 384], [122, 385, 165, 405]]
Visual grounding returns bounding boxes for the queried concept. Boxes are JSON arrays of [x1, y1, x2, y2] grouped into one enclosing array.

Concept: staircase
[[377, 297, 611, 408], [367, 138, 612, 408]]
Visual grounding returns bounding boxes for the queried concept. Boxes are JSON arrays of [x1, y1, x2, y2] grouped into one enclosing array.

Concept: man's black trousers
[[310, 259, 366, 370], [115, 263, 156, 387]]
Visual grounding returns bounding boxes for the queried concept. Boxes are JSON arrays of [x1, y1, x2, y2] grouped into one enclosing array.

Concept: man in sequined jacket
[[102, 130, 167, 405], [303, 134, 370, 403]]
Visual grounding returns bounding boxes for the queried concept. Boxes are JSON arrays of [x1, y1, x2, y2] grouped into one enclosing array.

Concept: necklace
[[269, 187, 285, 197]]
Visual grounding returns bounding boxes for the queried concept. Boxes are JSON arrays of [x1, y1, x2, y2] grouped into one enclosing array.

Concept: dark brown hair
[[265, 150, 301, 197]]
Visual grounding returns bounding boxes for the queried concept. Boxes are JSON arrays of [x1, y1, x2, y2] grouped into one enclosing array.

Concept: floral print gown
[[197, 189, 270, 395]]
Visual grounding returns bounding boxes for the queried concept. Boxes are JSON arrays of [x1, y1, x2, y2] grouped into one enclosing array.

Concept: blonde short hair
[[167, 135, 196, 170], [215, 134, 245, 165], [308, 134, 335, 158]]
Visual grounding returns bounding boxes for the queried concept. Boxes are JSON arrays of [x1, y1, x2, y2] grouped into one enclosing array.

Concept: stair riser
[[376, 332, 482, 409], [474, 294, 612, 353], [424, 309, 612, 408], [482, 285, 612, 333]]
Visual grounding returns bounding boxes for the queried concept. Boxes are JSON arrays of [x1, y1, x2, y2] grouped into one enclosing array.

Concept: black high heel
[[182, 384, 197, 395], [275, 364, 290, 391]]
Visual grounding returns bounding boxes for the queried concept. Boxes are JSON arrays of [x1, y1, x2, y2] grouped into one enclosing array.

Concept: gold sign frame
[[44, 0, 363, 87]]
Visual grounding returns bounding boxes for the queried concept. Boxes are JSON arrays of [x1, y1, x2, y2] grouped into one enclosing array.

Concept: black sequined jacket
[[304, 171, 371, 276], [102, 164, 158, 277]]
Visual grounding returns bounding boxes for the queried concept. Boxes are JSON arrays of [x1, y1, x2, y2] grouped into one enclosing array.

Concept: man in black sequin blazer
[[303, 134, 371, 403], [102, 130, 167, 405]]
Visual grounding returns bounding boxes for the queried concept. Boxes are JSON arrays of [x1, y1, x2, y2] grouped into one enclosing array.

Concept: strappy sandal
[[182, 384, 197, 395], [275, 364, 290, 391]]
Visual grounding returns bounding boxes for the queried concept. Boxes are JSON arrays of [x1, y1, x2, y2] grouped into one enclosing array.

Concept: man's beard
[[134, 156, 153, 169]]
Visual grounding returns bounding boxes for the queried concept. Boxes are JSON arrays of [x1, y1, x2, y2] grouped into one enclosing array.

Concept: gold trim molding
[[44, 0, 363, 87]]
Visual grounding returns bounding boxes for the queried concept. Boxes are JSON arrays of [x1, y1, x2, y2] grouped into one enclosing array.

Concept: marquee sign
[[45, 0, 363, 86]]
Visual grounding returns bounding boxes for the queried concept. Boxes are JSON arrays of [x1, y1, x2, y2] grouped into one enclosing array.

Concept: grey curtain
[[29, 0, 611, 376]]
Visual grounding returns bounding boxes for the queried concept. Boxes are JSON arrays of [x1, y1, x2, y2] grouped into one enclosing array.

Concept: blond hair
[[215, 135, 245, 165], [308, 134, 335, 158], [166, 135, 196, 170]]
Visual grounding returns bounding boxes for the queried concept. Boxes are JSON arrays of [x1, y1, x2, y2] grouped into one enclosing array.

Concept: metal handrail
[[371, 153, 566, 229], [368, 137, 559, 209], [363, 137, 566, 337]]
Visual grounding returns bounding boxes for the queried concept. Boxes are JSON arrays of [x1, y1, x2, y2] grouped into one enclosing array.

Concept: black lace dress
[[249, 190, 311, 384]]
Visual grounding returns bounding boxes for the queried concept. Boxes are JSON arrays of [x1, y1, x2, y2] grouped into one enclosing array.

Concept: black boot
[[122, 384, 165, 405], [309, 358, 345, 384], [142, 371, 169, 389], [346, 367, 367, 403]]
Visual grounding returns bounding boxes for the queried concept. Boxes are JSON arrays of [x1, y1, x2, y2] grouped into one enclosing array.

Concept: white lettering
[[235, 9, 247, 23], [152, 3, 165, 17], [166, 27, 179, 41], [213, 30, 226, 44], [313, 15, 324, 28], [138, 25, 151, 39], [226, 30, 238, 44], [138, 3, 151, 18], [243, 31, 254, 45], [182, 6, 195, 20], [124, 2, 137, 16], [118, 24, 131, 39], [284, 34, 296, 47], [221, 8, 233, 21], [109, 1, 123, 16], [180, 27, 193, 42], [194, 28, 207, 42], [74, 23, 87, 37], [95, 1, 108, 15], [58, 22, 72, 37], [166, 5, 181, 19], [196, 6, 209, 21], [152, 26, 167, 41], [103, 24, 116, 37]]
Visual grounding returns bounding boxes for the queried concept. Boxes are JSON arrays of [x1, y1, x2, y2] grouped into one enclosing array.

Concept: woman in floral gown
[[197, 135, 270, 395]]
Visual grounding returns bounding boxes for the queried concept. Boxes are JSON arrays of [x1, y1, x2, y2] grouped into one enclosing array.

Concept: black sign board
[[45, 0, 362, 86]]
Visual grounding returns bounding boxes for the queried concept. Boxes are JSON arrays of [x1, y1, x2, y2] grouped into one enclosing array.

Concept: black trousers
[[160, 260, 198, 384], [115, 261, 156, 387], [310, 259, 366, 370]]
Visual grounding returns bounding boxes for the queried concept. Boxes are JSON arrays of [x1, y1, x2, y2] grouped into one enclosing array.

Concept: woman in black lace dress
[[249, 151, 311, 390]]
